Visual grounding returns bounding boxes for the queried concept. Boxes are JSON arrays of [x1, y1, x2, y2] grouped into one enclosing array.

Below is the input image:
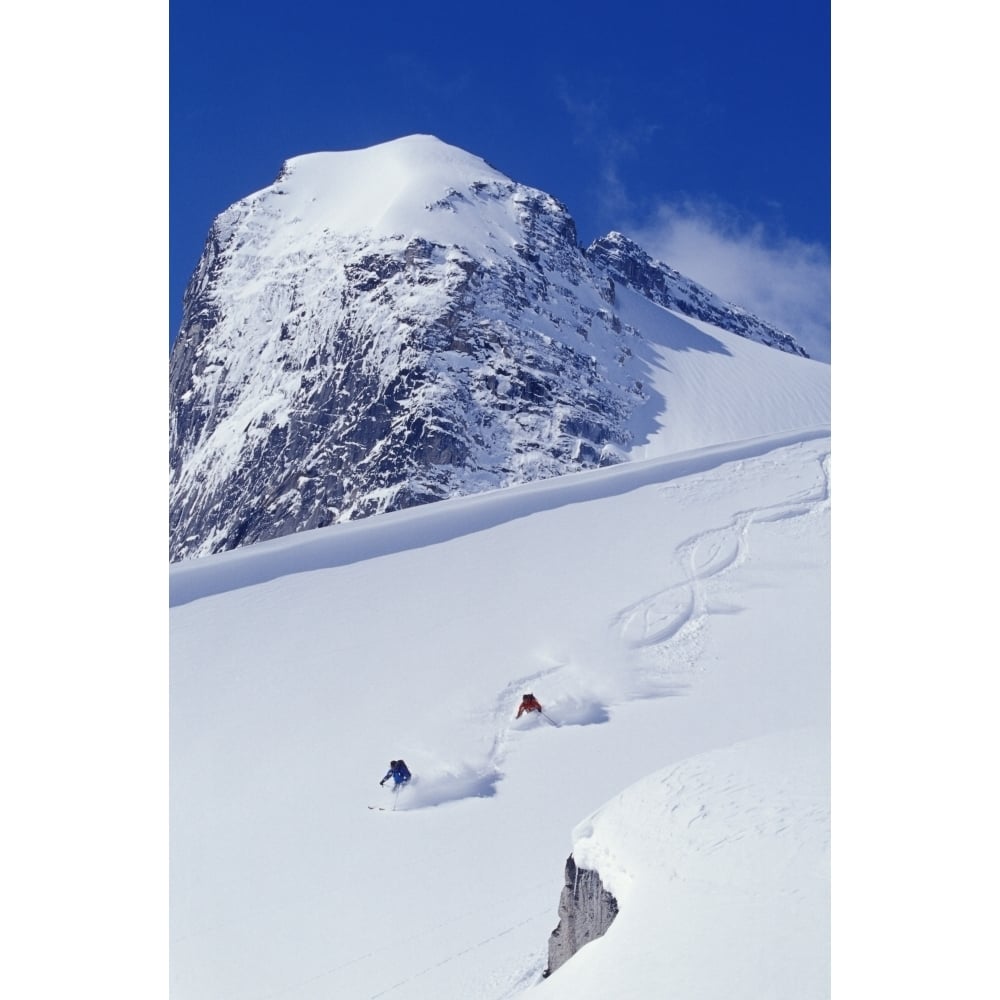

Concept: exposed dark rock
[[585, 232, 808, 357], [544, 855, 619, 978], [169, 192, 636, 561]]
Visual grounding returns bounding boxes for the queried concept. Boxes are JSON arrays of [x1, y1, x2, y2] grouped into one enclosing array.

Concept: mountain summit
[[170, 135, 825, 562]]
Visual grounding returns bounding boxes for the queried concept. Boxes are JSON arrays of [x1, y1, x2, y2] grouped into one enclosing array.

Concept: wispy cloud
[[630, 202, 831, 363], [556, 77, 659, 223], [553, 78, 829, 363]]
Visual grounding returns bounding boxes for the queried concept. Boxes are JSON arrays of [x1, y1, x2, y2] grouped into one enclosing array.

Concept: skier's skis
[[369, 783, 409, 812], [371, 772, 414, 812]]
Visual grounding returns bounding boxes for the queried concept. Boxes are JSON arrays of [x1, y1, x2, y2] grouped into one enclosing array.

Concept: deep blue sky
[[170, 1, 830, 353]]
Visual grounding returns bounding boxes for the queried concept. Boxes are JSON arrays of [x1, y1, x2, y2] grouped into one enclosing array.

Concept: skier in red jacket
[[516, 693, 543, 718]]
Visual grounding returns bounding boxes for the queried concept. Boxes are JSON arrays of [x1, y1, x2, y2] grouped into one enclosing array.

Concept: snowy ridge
[[169, 425, 829, 608], [587, 230, 807, 356], [169, 135, 826, 562]]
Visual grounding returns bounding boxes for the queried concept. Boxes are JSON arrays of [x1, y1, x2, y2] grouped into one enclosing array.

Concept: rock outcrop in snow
[[544, 855, 619, 977], [538, 729, 831, 998], [169, 134, 809, 562]]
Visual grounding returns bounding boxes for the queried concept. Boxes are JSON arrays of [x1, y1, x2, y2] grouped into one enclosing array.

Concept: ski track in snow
[[396, 446, 830, 814], [613, 516, 751, 650], [169, 428, 831, 609], [614, 447, 830, 662], [366, 904, 552, 1000]]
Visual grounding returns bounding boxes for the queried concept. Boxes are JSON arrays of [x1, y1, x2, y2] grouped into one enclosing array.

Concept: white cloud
[[629, 202, 832, 363]]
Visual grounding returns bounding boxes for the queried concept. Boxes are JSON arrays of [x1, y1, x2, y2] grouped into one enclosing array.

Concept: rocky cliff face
[[169, 136, 807, 562], [544, 855, 619, 977], [585, 231, 807, 356]]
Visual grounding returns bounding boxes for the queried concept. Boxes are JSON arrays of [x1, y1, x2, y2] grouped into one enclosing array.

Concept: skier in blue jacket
[[380, 759, 412, 788]]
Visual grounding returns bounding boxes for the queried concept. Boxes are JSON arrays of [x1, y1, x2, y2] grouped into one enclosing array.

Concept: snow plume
[[630, 200, 831, 363]]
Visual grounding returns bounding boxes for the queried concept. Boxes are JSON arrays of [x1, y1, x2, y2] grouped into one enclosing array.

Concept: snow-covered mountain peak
[[221, 133, 566, 263], [170, 136, 826, 562]]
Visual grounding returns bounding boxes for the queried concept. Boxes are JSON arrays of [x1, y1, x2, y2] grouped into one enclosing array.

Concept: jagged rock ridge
[[544, 855, 620, 977], [585, 231, 807, 356], [169, 135, 807, 562]]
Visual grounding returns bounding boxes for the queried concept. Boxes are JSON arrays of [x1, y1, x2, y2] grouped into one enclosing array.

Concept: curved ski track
[[411, 440, 830, 813]]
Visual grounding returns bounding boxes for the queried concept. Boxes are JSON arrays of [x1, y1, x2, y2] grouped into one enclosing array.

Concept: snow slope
[[171, 400, 830, 997]]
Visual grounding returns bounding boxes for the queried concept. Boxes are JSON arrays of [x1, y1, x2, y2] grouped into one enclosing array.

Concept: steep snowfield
[[171, 412, 830, 997], [616, 285, 830, 457]]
